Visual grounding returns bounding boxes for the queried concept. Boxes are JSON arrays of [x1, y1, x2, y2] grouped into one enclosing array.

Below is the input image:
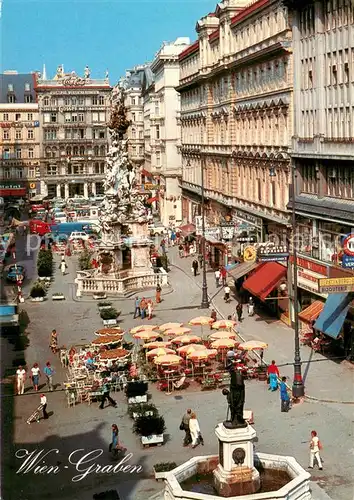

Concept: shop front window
[[318, 222, 353, 266]]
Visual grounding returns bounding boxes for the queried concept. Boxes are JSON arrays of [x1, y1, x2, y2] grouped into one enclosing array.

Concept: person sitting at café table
[[85, 356, 96, 370]]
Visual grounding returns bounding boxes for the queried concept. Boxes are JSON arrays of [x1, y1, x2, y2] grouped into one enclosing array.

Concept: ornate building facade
[[0, 72, 40, 198], [150, 38, 190, 227], [36, 65, 111, 198], [178, 0, 293, 244]]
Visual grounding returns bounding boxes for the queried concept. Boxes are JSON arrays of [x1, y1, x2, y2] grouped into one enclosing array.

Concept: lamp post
[[290, 162, 305, 398], [269, 163, 304, 398], [200, 158, 209, 308]]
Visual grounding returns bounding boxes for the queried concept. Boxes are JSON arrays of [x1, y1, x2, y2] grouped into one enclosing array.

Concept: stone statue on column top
[[222, 366, 247, 429]]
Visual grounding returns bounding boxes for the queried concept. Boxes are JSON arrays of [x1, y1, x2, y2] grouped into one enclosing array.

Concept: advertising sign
[[243, 246, 257, 263], [258, 245, 289, 263], [341, 234, 354, 268], [318, 277, 354, 294]]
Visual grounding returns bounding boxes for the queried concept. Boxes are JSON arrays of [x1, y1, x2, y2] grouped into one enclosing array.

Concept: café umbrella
[[211, 338, 237, 349], [130, 325, 159, 334], [211, 319, 237, 330], [146, 347, 175, 359], [95, 327, 124, 336], [164, 327, 192, 336], [177, 343, 206, 355], [187, 348, 217, 378], [209, 331, 237, 341], [238, 340, 268, 351], [133, 330, 159, 341], [172, 334, 202, 345], [143, 341, 172, 349], [91, 335, 122, 346], [159, 322, 183, 331], [154, 354, 183, 366], [189, 316, 214, 337], [98, 348, 129, 361]]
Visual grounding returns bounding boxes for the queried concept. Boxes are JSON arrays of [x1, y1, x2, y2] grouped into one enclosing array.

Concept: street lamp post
[[291, 162, 305, 398], [200, 158, 209, 309]]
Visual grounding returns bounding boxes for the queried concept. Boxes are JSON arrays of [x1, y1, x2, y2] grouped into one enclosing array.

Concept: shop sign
[[258, 245, 289, 262], [232, 209, 262, 229], [235, 236, 256, 243], [290, 256, 328, 277], [296, 264, 327, 296], [205, 227, 221, 239], [220, 223, 235, 240], [143, 183, 159, 190], [318, 277, 354, 294], [341, 234, 354, 268], [243, 246, 257, 263]]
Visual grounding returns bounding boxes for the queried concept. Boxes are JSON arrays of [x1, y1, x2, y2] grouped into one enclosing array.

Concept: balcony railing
[[42, 172, 105, 181]]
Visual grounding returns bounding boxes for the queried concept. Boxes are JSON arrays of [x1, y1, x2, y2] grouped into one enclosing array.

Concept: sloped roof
[[0, 73, 36, 104]]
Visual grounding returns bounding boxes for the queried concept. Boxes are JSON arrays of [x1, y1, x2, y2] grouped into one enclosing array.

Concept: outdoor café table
[[164, 369, 176, 395], [87, 389, 103, 405]]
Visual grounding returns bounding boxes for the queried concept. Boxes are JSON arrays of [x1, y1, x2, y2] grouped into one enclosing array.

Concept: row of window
[[301, 163, 354, 199], [3, 129, 36, 140], [45, 163, 106, 176], [2, 112, 35, 121], [42, 112, 106, 123], [7, 94, 34, 104], [2, 148, 36, 159], [7, 83, 31, 92], [130, 96, 144, 106], [42, 95, 106, 106], [130, 128, 144, 139], [44, 145, 107, 158]]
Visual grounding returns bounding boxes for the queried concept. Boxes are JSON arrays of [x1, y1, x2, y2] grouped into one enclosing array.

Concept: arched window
[[94, 146, 99, 156], [79, 146, 85, 156], [100, 145, 106, 156], [51, 147, 57, 158], [98, 96, 105, 105], [45, 147, 51, 157], [73, 146, 79, 156], [43, 97, 49, 106], [66, 146, 72, 156]]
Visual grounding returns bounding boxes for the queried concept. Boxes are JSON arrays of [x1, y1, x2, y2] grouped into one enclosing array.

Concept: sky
[[1, 0, 217, 84]]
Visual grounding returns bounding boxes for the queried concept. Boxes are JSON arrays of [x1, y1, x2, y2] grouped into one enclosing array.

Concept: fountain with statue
[[75, 87, 168, 297], [156, 367, 322, 500]]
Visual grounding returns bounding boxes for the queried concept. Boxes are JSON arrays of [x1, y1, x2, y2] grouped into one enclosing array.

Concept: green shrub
[[133, 415, 166, 437], [127, 403, 158, 419], [30, 282, 46, 298], [37, 248, 53, 277], [78, 249, 93, 271], [100, 308, 118, 320], [154, 462, 177, 473], [97, 301, 112, 307]]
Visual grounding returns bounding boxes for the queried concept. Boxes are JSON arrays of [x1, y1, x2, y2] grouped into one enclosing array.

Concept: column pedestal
[[213, 423, 260, 497], [56, 184, 61, 198], [129, 221, 151, 271], [83, 182, 89, 199], [64, 183, 69, 199], [91, 182, 97, 196]]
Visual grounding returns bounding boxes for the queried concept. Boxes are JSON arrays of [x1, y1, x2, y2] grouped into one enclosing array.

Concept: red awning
[[242, 262, 287, 301], [147, 196, 159, 204], [298, 301, 324, 323], [0, 189, 26, 196], [178, 223, 196, 236], [141, 169, 152, 177]]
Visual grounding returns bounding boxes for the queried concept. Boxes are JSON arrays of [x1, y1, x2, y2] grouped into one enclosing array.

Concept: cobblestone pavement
[[2, 247, 354, 500]]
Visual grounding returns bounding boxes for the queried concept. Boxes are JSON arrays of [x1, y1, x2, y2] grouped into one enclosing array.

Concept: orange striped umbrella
[[143, 341, 172, 349], [95, 328, 124, 336], [154, 354, 183, 366], [159, 322, 183, 331], [187, 349, 217, 361], [211, 320, 237, 330], [99, 348, 130, 360], [177, 343, 206, 355], [172, 334, 202, 344], [164, 327, 192, 336], [209, 331, 236, 341], [133, 330, 159, 341], [91, 335, 122, 346], [189, 316, 214, 326], [146, 347, 176, 359], [211, 338, 237, 349], [130, 325, 159, 334]]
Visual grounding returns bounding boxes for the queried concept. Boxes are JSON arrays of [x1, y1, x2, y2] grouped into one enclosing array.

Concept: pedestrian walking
[[309, 430, 323, 470], [109, 424, 127, 458], [156, 284, 161, 304], [267, 360, 280, 391], [49, 329, 58, 354], [40, 394, 49, 419], [224, 285, 231, 303], [43, 361, 54, 391], [30, 363, 41, 392], [16, 365, 26, 395], [160, 239, 166, 255], [192, 259, 198, 277], [133, 297, 141, 319], [60, 256, 67, 276], [236, 303, 243, 322], [180, 408, 192, 446], [178, 244, 184, 258], [140, 298, 147, 319], [215, 269, 221, 287], [147, 300, 153, 320], [210, 309, 217, 329], [170, 231, 176, 246], [189, 412, 202, 448], [220, 267, 227, 287], [247, 297, 255, 316], [280, 376, 290, 412], [99, 379, 117, 409]]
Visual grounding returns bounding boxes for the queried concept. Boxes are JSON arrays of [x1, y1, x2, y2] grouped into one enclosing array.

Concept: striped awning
[[298, 301, 324, 324]]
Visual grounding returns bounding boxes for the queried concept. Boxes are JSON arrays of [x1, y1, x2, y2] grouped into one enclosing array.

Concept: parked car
[[6, 264, 26, 282], [148, 223, 167, 236], [53, 212, 67, 224], [68, 231, 90, 241]]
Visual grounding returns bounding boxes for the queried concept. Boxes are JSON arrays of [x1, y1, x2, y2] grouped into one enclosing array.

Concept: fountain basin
[[163, 453, 311, 500]]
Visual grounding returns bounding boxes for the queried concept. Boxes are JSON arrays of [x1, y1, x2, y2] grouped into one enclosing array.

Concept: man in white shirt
[[224, 285, 231, 302], [16, 366, 26, 395], [40, 394, 49, 419], [215, 269, 221, 287]]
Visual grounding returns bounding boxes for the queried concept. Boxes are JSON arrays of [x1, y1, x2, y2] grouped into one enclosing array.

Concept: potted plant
[[52, 292, 65, 301], [125, 381, 148, 404], [97, 301, 112, 311], [257, 364, 267, 381], [128, 402, 158, 420], [133, 414, 166, 447], [153, 462, 177, 480], [93, 291, 107, 300], [100, 307, 119, 326], [37, 248, 53, 279], [30, 282, 46, 302]]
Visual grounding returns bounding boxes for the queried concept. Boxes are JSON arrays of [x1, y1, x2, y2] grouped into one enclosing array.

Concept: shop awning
[[227, 261, 258, 280], [314, 293, 352, 339], [147, 196, 158, 204], [0, 188, 26, 196], [242, 262, 287, 301], [298, 301, 324, 324], [178, 223, 196, 236], [141, 169, 152, 178]]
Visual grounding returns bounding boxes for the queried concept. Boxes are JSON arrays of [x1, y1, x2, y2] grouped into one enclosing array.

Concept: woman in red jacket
[[267, 360, 280, 391]]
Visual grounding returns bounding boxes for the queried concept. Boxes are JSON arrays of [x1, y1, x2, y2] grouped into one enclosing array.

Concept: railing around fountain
[[75, 268, 168, 296]]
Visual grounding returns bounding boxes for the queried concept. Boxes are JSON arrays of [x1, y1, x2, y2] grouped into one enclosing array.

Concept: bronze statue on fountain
[[108, 99, 131, 139], [222, 366, 247, 429]]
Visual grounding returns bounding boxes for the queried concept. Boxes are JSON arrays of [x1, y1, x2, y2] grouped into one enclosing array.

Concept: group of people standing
[[133, 296, 154, 320]]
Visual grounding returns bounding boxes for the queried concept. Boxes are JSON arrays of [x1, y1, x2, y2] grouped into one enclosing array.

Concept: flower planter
[[31, 297, 44, 302], [141, 434, 164, 447], [38, 276, 51, 282], [102, 319, 118, 326], [52, 294, 65, 301], [128, 395, 148, 404], [153, 469, 166, 481], [93, 292, 107, 300]]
